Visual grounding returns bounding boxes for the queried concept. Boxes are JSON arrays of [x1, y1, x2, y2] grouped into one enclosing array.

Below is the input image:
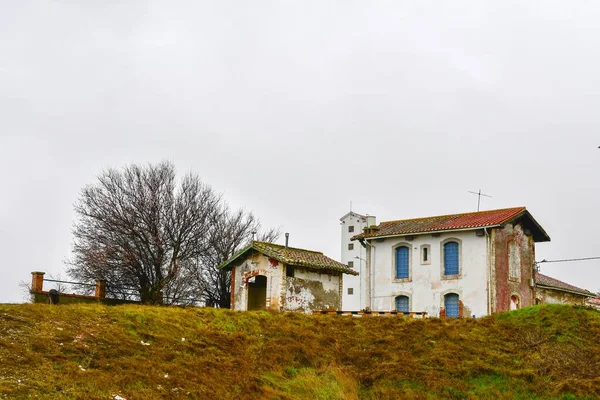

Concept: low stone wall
[[31, 291, 138, 306], [30, 271, 140, 306]]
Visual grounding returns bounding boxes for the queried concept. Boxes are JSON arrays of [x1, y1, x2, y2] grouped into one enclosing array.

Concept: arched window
[[443, 241, 459, 275], [395, 295, 409, 313], [444, 293, 460, 318], [395, 246, 410, 279]]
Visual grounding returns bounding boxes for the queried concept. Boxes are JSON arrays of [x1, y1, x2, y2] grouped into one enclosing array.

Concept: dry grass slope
[[0, 303, 598, 399]]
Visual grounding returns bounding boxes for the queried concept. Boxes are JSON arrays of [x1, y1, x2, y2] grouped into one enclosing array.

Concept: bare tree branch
[[192, 206, 281, 308], [67, 162, 220, 304], [66, 161, 278, 306]]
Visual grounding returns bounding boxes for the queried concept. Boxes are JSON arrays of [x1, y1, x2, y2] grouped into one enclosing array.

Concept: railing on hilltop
[[29, 272, 205, 306]]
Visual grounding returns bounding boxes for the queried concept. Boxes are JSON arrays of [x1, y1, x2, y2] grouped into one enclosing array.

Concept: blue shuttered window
[[444, 241, 459, 275], [445, 293, 460, 318], [395, 296, 409, 313], [395, 246, 409, 279]]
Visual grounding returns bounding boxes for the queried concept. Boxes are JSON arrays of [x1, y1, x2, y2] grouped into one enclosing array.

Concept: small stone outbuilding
[[535, 272, 595, 305], [220, 241, 358, 313]]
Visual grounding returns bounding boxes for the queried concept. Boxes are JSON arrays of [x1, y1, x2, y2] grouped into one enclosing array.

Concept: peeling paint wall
[[231, 252, 283, 312], [369, 231, 488, 317], [230, 252, 342, 313], [536, 287, 588, 306], [490, 224, 535, 313], [284, 269, 341, 313]]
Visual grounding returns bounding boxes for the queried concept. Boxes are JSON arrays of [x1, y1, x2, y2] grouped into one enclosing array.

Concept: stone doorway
[[247, 275, 267, 310]]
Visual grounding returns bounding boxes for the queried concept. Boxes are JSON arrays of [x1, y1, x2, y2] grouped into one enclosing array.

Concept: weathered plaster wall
[[231, 252, 283, 312], [536, 287, 588, 306], [369, 231, 488, 317], [490, 224, 535, 313], [284, 269, 341, 313]]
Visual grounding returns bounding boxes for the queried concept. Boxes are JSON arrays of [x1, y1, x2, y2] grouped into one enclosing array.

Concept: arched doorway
[[444, 293, 460, 318], [510, 295, 520, 310], [247, 275, 267, 311]]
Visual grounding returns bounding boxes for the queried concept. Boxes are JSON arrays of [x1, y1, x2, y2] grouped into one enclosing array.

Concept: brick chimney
[[31, 272, 45, 293]]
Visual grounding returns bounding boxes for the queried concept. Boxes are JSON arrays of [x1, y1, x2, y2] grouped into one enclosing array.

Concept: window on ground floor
[[395, 295, 409, 313]]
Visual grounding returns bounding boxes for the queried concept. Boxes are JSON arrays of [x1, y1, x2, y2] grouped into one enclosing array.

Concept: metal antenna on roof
[[350, 200, 352, 212], [468, 189, 492, 212]]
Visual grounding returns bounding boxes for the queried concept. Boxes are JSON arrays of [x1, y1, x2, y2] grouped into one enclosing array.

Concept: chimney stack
[[285, 233, 289, 248], [364, 215, 378, 234], [366, 215, 376, 228]]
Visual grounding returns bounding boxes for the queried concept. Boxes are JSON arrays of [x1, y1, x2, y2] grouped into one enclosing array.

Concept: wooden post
[[95, 280, 106, 300], [31, 272, 45, 292]]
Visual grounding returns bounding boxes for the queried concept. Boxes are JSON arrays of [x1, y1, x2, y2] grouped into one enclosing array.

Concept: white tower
[[340, 211, 374, 311]]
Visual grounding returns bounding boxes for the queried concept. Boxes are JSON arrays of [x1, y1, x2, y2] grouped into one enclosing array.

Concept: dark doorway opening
[[247, 275, 267, 311]]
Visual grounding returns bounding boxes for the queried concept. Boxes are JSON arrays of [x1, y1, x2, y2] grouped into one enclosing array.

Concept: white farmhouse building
[[346, 207, 551, 317]]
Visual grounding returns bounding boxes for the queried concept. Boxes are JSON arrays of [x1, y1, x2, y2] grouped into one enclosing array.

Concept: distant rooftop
[[339, 211, 368, 221], [535, 272, 595, 297]]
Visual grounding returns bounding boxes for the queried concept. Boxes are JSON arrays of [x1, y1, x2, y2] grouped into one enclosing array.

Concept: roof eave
[[289, 262, 359, 276], [352, 225, 503, 241], [510, 210, 551, 243], [218, 243, 254, 270], [339, 211, 366, 222]]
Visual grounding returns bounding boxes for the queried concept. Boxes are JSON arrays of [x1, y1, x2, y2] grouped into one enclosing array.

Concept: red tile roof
[[352, 207, 528, 240], [535, 272, 595, 297]]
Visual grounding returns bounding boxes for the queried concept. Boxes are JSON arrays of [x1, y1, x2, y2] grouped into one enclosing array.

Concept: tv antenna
[[468, 189, 492, 212]]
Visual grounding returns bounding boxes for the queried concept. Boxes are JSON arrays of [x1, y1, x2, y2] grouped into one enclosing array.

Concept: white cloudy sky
[[1, 1, 599, 303]]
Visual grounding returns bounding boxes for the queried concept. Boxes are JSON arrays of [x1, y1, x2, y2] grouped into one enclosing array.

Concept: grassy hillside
[[0, 304, 598, 400]]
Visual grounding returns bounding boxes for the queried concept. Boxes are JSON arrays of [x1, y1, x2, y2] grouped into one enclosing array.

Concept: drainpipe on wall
[[364, 240, 377, 311], [484, 228, 491, 316], [365, 241, 371, 311]]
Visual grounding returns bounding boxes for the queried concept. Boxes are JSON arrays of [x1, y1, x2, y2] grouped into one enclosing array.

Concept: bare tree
[[194, 206, 280, 308], [67, 162, 220, 304]]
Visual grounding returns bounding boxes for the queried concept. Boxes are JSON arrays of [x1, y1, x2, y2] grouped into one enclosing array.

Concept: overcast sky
[[1, 1, 599, 303]]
